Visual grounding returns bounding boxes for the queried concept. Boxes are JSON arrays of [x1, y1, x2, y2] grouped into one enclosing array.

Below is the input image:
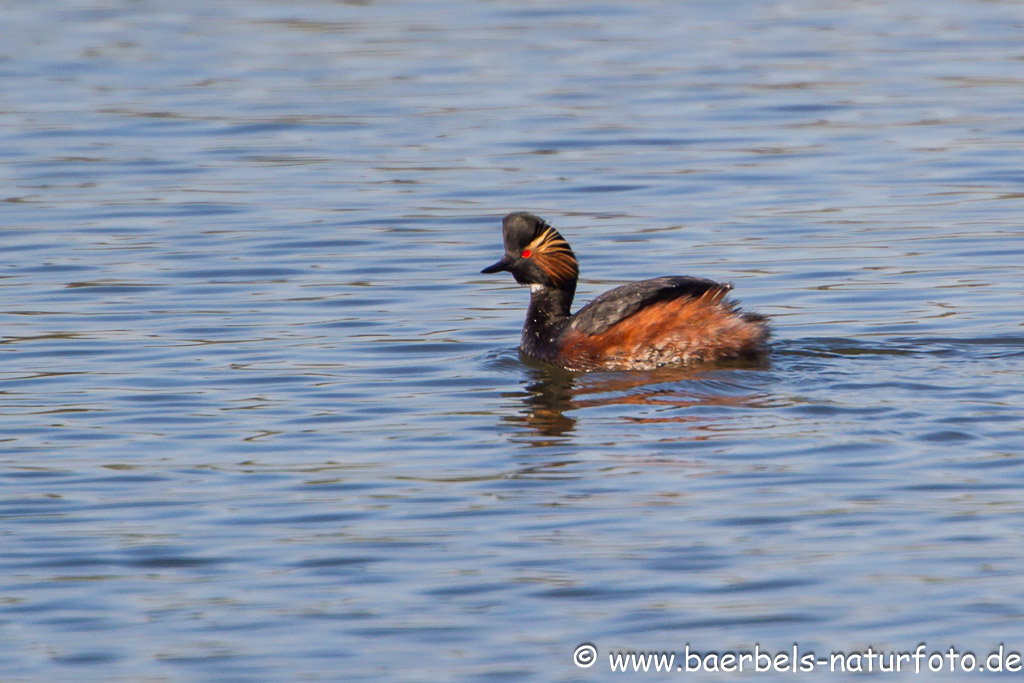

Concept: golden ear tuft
[[525, 225, 578, 288]]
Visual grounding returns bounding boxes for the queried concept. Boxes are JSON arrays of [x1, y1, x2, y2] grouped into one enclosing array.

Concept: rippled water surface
[[3, 0, 1024, 679]]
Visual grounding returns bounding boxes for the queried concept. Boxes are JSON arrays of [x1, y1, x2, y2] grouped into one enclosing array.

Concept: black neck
[[520, 284, 575, 362]]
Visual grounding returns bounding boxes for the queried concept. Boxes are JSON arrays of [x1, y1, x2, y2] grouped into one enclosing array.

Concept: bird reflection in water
[[504, 354, 771, 442]]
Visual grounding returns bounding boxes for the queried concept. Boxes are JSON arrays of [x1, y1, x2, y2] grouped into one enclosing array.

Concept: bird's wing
[[567, 276, 733, 336]]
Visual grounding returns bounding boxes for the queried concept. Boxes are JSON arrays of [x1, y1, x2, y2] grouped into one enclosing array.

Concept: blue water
[[2, 0, 1024, 679]]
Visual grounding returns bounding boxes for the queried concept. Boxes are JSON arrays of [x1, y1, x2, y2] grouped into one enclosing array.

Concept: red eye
[[521, 249, 532, 258]]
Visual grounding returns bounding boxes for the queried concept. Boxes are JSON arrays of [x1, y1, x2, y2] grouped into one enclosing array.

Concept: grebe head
[[481, 212, 579, 290]]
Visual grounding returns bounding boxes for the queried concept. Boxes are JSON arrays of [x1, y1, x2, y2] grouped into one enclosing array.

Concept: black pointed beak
[[481, 255, 515, 274]]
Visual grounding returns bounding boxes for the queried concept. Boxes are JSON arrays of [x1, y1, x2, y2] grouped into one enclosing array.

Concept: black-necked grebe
[[482, 212, 770, 371]]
